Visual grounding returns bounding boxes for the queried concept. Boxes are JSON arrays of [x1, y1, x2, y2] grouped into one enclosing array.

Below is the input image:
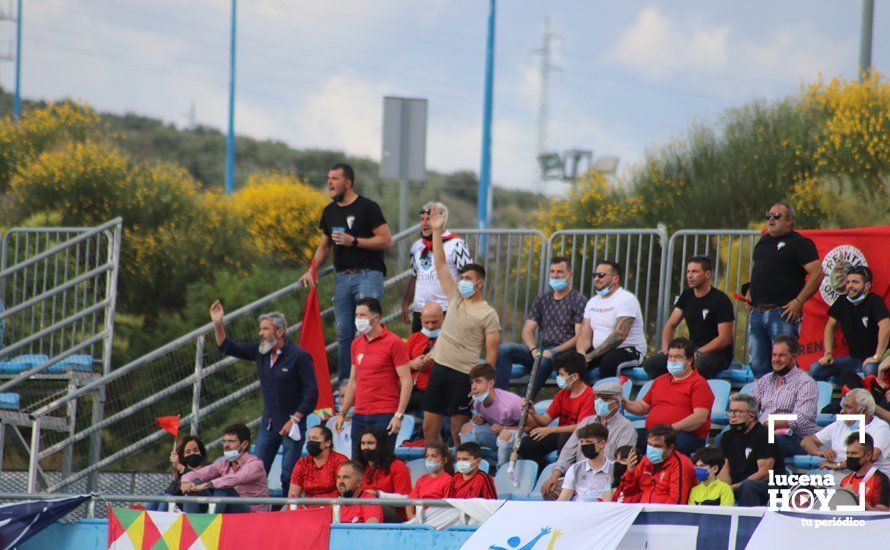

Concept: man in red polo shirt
[[335, 297, 413, 452], [615, 424, 697, 504], [405, 301, 444, 414], [336, 461, 384, 523], [623, 337, 714, 456], [840, 432, 890, 511]]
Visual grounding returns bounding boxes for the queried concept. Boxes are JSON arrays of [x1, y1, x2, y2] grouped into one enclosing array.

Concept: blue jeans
[[775, 433, 804, 458], [737, 479, 770, 507], [461, 421, 498, 450], [748, 309, 800, 378], [334, 270, 384, 382], [182, 486, 249, 514], [808, 356, 880, 381], [494, 342, 554, 398], [351, 412, 397, 454], [254, 420, 305, 492]]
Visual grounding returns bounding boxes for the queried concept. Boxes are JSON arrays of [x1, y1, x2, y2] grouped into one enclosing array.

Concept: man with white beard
[[210, 301, 319, 493]]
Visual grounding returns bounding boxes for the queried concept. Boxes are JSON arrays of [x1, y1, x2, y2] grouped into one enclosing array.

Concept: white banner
[[747, 510, 890, 548], [460, 501, 640, 550]]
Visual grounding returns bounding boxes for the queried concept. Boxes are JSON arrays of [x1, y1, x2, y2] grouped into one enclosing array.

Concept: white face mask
[[224, 449, 241, 462], [354, 317, 373, 335]]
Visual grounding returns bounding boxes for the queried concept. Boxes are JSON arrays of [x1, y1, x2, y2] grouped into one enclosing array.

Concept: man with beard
[[300, 163, 393, 383], [745, 203, 821, 378], [718, 393, 783, 506], [336, 461, 383, 524], [401, 202, 471, 332], [810, 265, 890, 380], [642, 256, 735, 379], [210, 302, 319, 492], [751, 335, 818, 457]]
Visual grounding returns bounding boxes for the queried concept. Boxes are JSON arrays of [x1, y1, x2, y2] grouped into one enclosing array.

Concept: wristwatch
[[352, 237, 359, 247], [394, 412, 404, 420]]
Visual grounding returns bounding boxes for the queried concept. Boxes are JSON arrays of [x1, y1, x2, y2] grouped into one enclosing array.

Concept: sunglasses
[[419, 209, 431, 215], [593, 272, 610, 279], [765, 213, 785, 220]]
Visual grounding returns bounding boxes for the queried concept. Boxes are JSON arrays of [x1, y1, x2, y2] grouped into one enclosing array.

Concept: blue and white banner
[[0, 495, 88, 550], [460, 501, 640, 550], [746, 510, 890, 549]]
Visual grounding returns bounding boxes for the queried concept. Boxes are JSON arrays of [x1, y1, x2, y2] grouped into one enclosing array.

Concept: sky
[[0, 0, 887, 193]]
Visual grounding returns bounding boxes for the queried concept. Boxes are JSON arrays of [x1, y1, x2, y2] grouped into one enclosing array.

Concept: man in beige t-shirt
[[422, 207, 500, 446]]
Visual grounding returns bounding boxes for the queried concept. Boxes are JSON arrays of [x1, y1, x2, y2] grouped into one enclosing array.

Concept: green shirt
[[688, 479, 734, 506]]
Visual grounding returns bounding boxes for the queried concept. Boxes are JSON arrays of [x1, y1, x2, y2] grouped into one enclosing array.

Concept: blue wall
[[20, 519, 475, 550]]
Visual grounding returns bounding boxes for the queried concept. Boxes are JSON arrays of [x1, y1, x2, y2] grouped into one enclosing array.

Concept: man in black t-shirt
[[643, 256, 735, 379], [746, 203, 821, 378], [300, 163, 392, 383], [718, 393, 784, 506], [809, 266, 890, 380]]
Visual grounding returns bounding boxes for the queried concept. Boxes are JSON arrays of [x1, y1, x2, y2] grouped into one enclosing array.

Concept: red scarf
[[420, 231, 459, 255]]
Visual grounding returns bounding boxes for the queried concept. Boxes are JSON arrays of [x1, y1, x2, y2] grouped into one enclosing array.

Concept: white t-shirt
[[409, 235, 471, 312], [582, 287, 647, 355], [814, 416, 890, 475], [562, 458, 613, 501]]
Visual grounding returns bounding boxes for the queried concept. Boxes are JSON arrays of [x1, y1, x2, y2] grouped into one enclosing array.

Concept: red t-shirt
[[410, 472, 453, 499], [616, 451, 697, 504], [546, 386, 595, 426], [290, 451, 348, 498], [643, 370, 714, 440], [339, 493, 384, 524], [406, 332, 436, 391], [361, 459, 413, 496], [841, 468, 890, 509], [351, 326, 411, 415], [443, 470, 498, 499]]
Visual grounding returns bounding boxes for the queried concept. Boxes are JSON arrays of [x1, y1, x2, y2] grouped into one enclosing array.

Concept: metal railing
[[0, 218, 122, 491], [663, 230, 761, 362], [548, 228, 669, 347]]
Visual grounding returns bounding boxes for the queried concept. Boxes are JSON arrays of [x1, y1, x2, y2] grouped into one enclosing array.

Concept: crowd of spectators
[[157, 165, 890, 519]]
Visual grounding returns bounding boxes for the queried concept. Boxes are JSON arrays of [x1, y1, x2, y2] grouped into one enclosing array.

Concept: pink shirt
[[472, 388, 522, 426], [182, 453, 269, 512]]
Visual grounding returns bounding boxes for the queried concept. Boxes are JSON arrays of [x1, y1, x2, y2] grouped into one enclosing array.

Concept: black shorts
[[422, 362, 472, 417]]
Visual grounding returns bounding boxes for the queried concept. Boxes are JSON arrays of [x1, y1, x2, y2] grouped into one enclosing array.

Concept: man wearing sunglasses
[[401, 202, 471, 332], [746, 203, 820, 378], [576, 261, 647, 378]]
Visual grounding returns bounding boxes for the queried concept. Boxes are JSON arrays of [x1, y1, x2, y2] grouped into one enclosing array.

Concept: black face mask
[[360, 448, 377, 462], [846, 456, 863, 471], [581, 443, 599, 460], [773, 364, 793, 377], [183, 454, 203, 469], [612, 463, 627, 486], [306, 440, 324, 457], [729, 422, 747, 433]]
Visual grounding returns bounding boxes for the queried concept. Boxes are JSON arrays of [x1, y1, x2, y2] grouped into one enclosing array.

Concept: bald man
[[405, 302, 445, 413]]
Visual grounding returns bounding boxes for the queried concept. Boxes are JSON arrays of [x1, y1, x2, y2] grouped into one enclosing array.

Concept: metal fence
[[548, 228, 670, 348], [663, 230, 762, 362]]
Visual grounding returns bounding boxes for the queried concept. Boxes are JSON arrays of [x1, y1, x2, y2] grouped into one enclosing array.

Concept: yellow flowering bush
[[232, 173, 328, 265]]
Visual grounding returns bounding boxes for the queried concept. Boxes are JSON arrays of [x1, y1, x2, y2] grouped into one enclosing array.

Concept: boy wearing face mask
[[557, 423, 612, 501], [688, 446, 734, 506], [443, 442, 498, 499], [461, 363, 522, 456], [614, 424, 697, 504], [498, 352, 594, 468], [406, 442, 455, 520]]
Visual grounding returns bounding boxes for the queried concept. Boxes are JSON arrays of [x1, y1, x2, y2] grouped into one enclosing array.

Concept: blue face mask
[[549, 278, 568, 292], [556, 375, 570, 390], [850, 420, 861, 432], [646, 444, 665, 464], [694, 467, 711, 482], [425, 460, 443, 473], [667, 361, 686, 376], [458, 280, 476, 298], [224, 449, 240, 462], [595, 398, 612, 418], [595, 286, 611, 297], [421, 327, 440, 339], [473, 390, 490, 403], [847, 292, 867, 305]]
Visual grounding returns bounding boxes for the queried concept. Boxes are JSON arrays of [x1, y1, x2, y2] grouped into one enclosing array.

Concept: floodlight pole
[[859, 0, 874, 81], [225, 0, 237, 194], [477, 0, 496, 230], [14, 0, 22, 120]]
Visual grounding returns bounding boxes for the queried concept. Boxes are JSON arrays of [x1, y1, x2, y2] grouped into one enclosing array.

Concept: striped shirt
[[751, 366, 819, 437]]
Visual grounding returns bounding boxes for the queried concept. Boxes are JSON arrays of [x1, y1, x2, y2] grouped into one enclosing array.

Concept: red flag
[[797, 225, 890, 369], [300, 261, 335, 415], [155, 415, 180, 439]]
